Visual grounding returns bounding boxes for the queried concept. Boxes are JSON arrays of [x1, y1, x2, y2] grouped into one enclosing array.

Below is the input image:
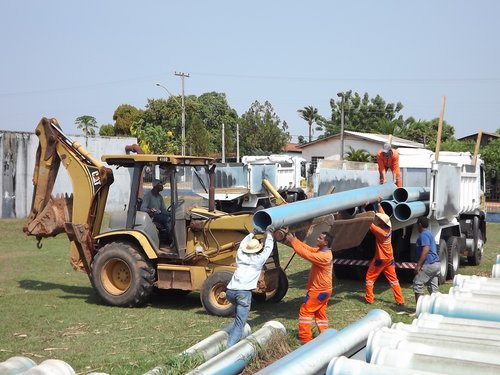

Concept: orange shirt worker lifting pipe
[[377, 143, 402, 188], [285, 231, 333, 344], [365, 203, 405, 305]]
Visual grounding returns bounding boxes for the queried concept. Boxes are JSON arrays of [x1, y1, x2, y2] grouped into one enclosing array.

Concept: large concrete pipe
[[417, 312, 500, 329], [186, 321, 285, 375], [0, 356, 36, 374], [181, 323, 251, 360], [366, 326, 500, 363], [416, 292, 500, 321], [253, 183, 397, 231], [144, 324, 251, 375], [380, 200, 396, 217], [392, 187, 430, 203], [256, 309, 392, 375], [453, 274, 500, 287], [493, 263, 500, 278], [326, 356, 439, 375], [448, 286, 500, 298], [370, 347, 500, 375], [393, 201, 429, 222], [411, 318, 500, 339], [392, 321, 500, 341], [22, 359, 75, 375]]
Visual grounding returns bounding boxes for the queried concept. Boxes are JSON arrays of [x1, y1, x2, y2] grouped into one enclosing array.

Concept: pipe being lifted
[[393, 201, 429, 222], [257, 309, 391, 375], [253, 183, 397, 232], [380, 200, 396, 217], [392, 187, 430, 203]]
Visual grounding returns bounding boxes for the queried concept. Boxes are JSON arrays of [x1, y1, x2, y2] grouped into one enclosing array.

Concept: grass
[[1, 219, 499, 374]]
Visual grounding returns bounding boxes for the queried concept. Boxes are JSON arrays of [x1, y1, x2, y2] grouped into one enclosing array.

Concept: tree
[[239, 101, 290, 155], [99, 124, 115, 136], [297, 106, 321, 143], [130, 118, 174, 154], [401, 118, 455, 149], [75, 115, 98, 141], [187, 115, 211, 156], [322, 91, 404, 136], [113, 104, 142, 136], [197, 92, 239, 155], [344, 146, 372, 162]]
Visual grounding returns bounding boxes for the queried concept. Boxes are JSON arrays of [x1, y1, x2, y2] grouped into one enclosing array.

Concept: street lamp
[[337, 92, 345, 161], [155, 83, 184, 155]]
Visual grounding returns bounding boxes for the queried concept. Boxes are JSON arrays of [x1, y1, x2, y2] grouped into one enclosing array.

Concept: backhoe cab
[[24, 118, 288, 316]]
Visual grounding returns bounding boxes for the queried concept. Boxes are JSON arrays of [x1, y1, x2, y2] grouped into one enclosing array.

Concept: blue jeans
[[226, 289, 252, 347]]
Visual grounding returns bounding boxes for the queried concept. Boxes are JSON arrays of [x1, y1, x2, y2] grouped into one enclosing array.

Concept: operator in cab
[[140, 179, 171, 234]]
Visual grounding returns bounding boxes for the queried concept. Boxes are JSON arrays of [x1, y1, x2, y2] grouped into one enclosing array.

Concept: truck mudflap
[[333, 258, 417, 269]]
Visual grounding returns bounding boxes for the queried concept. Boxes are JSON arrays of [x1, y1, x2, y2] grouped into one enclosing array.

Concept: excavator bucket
[[23, 194, 73, 238]]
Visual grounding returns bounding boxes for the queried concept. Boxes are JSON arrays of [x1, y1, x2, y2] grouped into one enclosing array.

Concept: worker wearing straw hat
[[365, 202, 405, 305], [226, 229, 275, 347]]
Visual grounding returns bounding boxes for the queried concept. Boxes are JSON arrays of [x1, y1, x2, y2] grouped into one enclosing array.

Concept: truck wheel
[[438, 239, 448, 285], [91, 241, 155, 307], [446, 237, 460, 280], [333, 265, 352, 280], [467, 216, 483, 266], [200, 271, 235, 317]]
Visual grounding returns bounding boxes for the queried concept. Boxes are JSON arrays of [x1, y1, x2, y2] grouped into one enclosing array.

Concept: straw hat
[[243, 238, 263, 254], [375, 212, 392, 228]]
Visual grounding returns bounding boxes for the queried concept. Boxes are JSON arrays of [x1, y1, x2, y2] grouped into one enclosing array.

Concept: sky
[[1, 1, 499, 143]]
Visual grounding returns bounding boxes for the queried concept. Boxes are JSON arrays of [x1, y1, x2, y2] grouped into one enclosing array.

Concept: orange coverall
[[377, 148, 402, 187], [289, 237, 333, 343], [365, 206, 405, 305]]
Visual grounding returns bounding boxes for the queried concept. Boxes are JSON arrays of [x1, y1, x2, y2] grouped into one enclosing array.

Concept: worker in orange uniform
[[365, 202, 405, 305], [377, 143, 402, 187], [285, 231, 333, 344]]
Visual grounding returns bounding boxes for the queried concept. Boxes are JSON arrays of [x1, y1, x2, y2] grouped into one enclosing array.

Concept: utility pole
[[337, 92, 345, 161], [175, 71, 190, 156]]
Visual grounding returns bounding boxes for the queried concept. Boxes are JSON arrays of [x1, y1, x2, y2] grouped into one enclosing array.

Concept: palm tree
[[345, 145, 372, 162], [297, 106, 320, 143], [75, 115, 98, 146]]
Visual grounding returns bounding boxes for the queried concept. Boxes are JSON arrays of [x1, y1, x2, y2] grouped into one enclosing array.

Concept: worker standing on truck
[[140, 179, 171, 231], [365, 203, 405, 305], [413, 216, 440, 304], [285, 231, 333, 344], [377, 143, 402, 187], [226, 229, 275, 347]]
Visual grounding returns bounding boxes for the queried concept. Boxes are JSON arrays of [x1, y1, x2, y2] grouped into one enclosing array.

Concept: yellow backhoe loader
[[23, 118, 288, 316]]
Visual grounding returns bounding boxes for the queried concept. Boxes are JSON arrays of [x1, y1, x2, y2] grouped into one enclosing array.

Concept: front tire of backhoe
[[200, 271, 235, 317], [91, 241, 155, 307]]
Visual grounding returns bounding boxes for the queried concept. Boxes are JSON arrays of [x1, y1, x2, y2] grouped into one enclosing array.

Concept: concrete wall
[[0, 131, 137, 218]]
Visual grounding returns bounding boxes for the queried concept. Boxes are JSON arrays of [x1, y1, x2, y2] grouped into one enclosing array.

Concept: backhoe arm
[[24, 117, 114, 273]]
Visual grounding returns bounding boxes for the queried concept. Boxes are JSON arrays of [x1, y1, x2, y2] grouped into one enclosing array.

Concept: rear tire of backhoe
[[91, 241, 155, 307], [200, 271, 235, 317]]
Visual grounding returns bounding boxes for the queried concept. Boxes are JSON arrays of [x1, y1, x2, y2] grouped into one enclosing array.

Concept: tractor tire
[[446, 236, 460, 280], [200, 271, 235, 317], [91, 241, 155, 307], [252, 267, 289, 303], [467, 216, 483, 266], [438, 239, 448, 285], [267, 267, 289, 303]]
